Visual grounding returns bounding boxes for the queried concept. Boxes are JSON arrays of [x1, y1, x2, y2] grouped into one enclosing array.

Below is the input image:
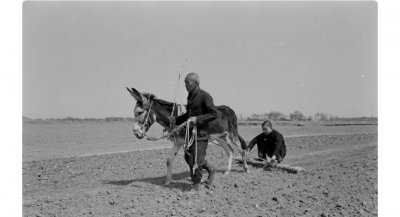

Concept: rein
[[143, 100, 153, 127], [184, 121, 198, 174], [141, 119, 199, 175], [142, 121, 188, 141], [132, 100, 154, 138], [134, 93, 199, 174], [140, 100, 186, 141]]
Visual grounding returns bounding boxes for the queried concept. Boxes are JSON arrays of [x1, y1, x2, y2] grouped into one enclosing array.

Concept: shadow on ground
[[102, 166, 247, 191], [102, 171, 192, 191]]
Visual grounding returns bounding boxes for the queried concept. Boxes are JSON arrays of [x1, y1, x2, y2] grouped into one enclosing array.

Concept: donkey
[[127, 87, 249, 186]]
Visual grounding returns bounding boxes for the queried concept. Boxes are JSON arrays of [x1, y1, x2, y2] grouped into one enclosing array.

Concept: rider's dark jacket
[[175, 87, 218, 140]]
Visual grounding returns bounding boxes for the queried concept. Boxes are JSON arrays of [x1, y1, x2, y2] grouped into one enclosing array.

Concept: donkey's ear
[[127, 87, 143, 102]]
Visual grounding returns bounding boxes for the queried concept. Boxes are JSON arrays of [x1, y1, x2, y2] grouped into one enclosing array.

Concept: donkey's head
[[126, 87, 157, 139]]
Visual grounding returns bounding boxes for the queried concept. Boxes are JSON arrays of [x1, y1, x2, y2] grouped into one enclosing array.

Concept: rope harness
[[184, 121, 198, 174], [138, 119, 199, 175], [143, 100, 153, 128], [133, 96, 200, 175], [142, 121, 186, 141], [132, 100, 154, 137]]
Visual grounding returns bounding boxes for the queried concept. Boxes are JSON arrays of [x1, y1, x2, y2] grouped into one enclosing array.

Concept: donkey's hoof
[[224, 171, 230, 176]]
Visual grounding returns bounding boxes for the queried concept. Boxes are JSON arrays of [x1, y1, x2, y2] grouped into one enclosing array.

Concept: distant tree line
[[240, 111, 377, 122]]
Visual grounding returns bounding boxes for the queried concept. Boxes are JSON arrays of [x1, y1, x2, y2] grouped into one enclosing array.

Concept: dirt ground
[[23, 132, 377, 217], [22, 122, 377, 162]]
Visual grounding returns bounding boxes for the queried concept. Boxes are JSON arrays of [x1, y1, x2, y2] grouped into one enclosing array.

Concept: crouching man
[[246, 120, 286, 164]]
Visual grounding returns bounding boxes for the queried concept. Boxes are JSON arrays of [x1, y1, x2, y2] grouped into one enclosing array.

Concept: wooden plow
[[234, 157, 305, 174]]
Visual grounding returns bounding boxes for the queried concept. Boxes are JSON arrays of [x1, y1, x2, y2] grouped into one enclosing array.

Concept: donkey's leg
[[228, 134, 249, 173], [217, 136, 234, 175], [165, 140, 183, 186]]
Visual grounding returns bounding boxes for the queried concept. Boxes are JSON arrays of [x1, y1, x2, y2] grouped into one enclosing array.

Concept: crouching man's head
[[262, 120, 273, 135]]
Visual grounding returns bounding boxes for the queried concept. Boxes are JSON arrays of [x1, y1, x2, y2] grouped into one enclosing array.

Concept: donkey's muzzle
[[133, 130, 145, 139]]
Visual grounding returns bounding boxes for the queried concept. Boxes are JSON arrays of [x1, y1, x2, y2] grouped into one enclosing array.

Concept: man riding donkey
[[169, 73, 218, 191]]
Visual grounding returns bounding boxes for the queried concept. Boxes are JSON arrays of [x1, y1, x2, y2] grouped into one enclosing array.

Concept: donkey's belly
[[208, 120, 230, 134]]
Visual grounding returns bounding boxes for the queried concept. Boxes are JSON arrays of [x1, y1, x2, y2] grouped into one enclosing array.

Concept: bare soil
[[22, 122, 377, 162], [23, 132, 377, 217]]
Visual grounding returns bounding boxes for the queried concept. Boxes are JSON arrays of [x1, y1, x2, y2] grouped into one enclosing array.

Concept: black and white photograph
[[20, 1, 379, 216]]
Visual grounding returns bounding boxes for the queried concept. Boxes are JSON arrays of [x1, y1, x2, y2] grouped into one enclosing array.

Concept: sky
[[23, 1, 377, 119]]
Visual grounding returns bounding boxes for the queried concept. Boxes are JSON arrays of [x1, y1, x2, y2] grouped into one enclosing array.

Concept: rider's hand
[[168, 117, 176, 126], [188, 116, 197, 124], [270, 155, 277, 165]]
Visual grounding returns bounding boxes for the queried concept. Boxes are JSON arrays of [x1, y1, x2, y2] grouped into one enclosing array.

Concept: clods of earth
[[23, 133, 377, 217]]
